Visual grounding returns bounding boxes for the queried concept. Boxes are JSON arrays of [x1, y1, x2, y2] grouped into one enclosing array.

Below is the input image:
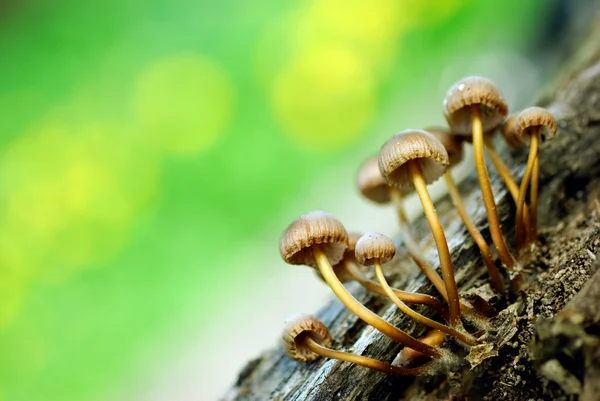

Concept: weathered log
[[224, 13, 600, 401]]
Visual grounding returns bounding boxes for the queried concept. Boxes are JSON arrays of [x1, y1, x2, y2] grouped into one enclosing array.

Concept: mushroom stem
[[374, 260, 477, 346], [342, 260, 449, 320], [515, 127, 539, 251], [444, 171, 505, 295], [313, 244, 441, 358], [395, 329, 447, 367], [407, 160, 461, 326], [484, 137, 531, 230], [389, 187, 449, 301], [471, 105, 516, 270], [304, 336, 433, 375], [528, 157, 540, 245]]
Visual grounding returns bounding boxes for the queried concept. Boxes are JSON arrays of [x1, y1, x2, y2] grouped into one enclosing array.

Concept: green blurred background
[[0, 1, 561, 400]]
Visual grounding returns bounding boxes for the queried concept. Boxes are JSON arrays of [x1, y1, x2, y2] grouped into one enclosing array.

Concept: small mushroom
[[444, 76, 516, 271], [428, 128, 505, 295], [280, 211, 441, 358], [340, 258, 449, 319], [356, 156, 413, 223], [514, 107, 557, 249], [356, 156, 448, 301], [355, 232, 476, 346], [282, 313, 433, 375], [324, 232, 448, 318], [378, 129, 461, 326]]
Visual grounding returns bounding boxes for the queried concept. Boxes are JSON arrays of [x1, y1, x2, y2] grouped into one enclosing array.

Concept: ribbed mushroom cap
[[315, 231, 362, 283], [443, 76, 508, 135], [426, 127, 464, 167], [355, 232, 396, 266], [378, 129, 449, 189], [515, 107, 557, 141], [501, 114, 525, 148], [282, 313, 332, 362], [280, 211, 348, 268]]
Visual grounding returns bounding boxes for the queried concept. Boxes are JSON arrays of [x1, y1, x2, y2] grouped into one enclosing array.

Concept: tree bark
[[224, 11, 600, 401]]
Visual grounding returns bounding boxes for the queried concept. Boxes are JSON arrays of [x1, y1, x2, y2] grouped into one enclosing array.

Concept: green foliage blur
[[0, 1, 548, 400]]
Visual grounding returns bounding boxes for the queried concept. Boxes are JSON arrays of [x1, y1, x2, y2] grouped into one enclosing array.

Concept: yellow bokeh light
[[133, 54, 234, 156], [0, 120, 159, 326], [271, 46, 376, 150]]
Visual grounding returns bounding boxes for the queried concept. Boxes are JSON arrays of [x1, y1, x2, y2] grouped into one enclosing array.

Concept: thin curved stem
[[389, 187, 449, 301], [407, 160, 461, 326], [313, 244, 441, 358], [305, 337, 433, 375], [374, 261, 476, 346], [395, 329, 447, 366], [528, 156, 540, 245], [471, 105, 516, 270], [342, 261, 449, 320], [485, 137, 531, 230], [515, 128, 539, 251], [444, 172, 505, 295]]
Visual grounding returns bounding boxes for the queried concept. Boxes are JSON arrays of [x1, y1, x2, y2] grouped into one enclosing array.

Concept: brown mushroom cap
[[515, 106, 557, 141], [378, 129, 449, 189], [356, 157, 413, 204], [443, 76, 508, 135], [280, 211, 348, 268], [426, 127, 464, 167], [355, 232, 396, 266], [500, 114, 525, 148], [282, 313, 332, 362], [356, 157, 391, 203]]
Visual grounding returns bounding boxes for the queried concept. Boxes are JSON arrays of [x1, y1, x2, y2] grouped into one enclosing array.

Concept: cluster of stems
[[279, 76, 557, 376]]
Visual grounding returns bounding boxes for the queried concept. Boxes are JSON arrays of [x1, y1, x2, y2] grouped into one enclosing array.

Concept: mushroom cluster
[[278, 76, 557, 376]]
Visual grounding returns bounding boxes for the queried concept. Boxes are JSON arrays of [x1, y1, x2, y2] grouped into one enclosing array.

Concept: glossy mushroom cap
[[282, 313, 333, 362], [501, 114, 525, 148], [355, 232, 396, 266], [443, 76, 508, 135], [426, 127, 464, 167], [515, 107, 557, 141], [378, 129, 449, 189], [280, 211, 348, 268]]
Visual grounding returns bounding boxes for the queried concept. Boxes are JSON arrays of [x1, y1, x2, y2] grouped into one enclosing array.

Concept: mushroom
[[428, 128, 505, 294], [378, 129, 461, 326], [444, 76, 516, 271], [316, 232, 449, 317], [280, 211, 441, 358], [282, 313, 433, 375], [339, 256, 449, 319], [356, 156, 449, 300], [356, 156, 413, 224], [355, 232, 476, 346], [514, 107, 557, 249]]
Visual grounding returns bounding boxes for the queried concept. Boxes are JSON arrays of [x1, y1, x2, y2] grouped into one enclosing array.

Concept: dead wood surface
[[223, 15, 600, 401]]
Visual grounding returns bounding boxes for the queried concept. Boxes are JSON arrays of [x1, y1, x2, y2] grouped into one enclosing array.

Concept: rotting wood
[[223, 15, 600, 401]]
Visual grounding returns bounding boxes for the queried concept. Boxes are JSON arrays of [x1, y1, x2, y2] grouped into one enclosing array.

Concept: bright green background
[[0, 1, 548, 400]]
